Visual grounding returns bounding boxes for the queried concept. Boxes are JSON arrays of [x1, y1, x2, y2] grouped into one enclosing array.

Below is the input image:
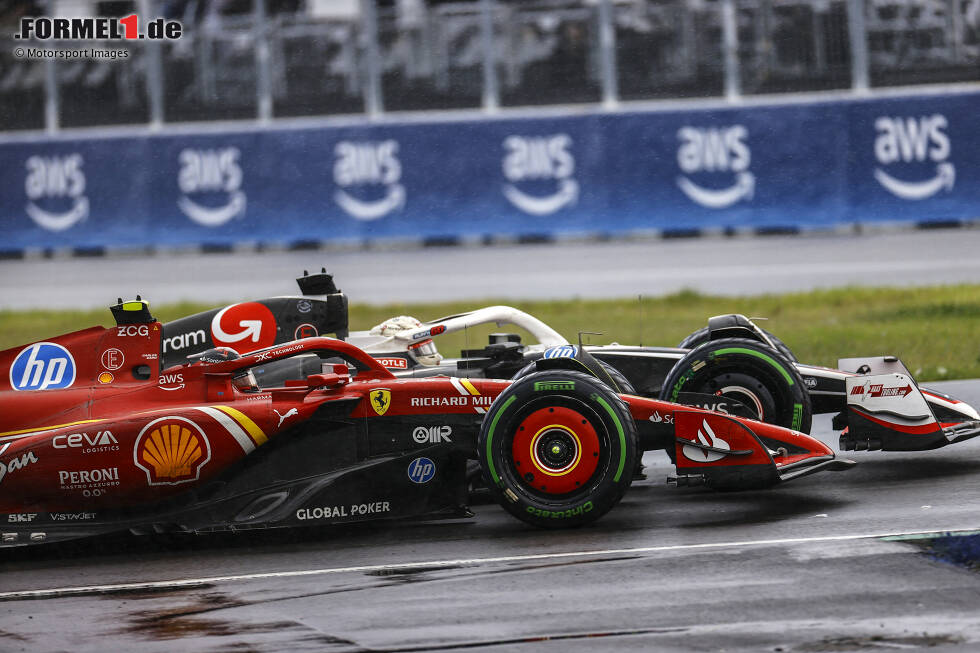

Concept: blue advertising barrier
[[1, 90, 978, 251]]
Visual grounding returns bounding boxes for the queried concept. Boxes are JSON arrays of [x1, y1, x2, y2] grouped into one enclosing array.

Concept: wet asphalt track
[[2, 231, 980, 650], [1, 380, 980, 652], [2, 228, 980, 310]]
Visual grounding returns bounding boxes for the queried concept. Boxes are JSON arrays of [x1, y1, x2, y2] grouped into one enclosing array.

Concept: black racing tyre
[[478, 370, 637, 528], [512, 359, 636, 395], [660, 338, 812, 433], [678, 326, 798, 363]]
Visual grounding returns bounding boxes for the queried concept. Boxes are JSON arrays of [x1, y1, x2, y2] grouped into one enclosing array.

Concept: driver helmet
[[369, 315, 443, 366], [232, 369, 260, 393], [189, 347, 240, 364]]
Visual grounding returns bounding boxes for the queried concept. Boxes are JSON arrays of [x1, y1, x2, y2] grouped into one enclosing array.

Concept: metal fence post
[[846, 0, 870, 92], [480, 0, 499, 112], [140, 0, 164, 128], [597, 0, 618, 109], [721, 0, 741, 100], [43, 0, 58, 132], [43, 57, 59, 133], [254, 0, 273, 122], [362, 0, 383, 118]]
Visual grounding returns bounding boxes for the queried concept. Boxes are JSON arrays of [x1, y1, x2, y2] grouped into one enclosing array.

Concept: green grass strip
[[6, 284, 980, 381]]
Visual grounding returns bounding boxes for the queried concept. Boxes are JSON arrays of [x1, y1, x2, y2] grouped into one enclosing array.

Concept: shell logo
[[134, 416, 212, 486]]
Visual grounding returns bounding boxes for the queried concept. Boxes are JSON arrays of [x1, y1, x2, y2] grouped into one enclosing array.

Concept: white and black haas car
[[159, 272, 980, 455]]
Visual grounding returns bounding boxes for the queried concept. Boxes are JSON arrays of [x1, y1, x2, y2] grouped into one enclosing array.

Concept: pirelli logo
[[534, 381, 575, 392]]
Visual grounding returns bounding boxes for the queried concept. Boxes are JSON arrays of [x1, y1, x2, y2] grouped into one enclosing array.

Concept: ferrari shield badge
[[369, 388, 391, 416]]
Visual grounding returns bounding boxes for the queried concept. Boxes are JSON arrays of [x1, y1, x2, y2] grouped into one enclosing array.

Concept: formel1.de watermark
[[12, 14, 182, 61]]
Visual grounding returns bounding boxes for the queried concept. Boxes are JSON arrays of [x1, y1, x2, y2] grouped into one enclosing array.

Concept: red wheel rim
[[511, 406, 601, 495]]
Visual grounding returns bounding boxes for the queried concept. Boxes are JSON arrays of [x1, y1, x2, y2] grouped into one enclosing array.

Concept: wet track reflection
[[2, 381, 980, 651]]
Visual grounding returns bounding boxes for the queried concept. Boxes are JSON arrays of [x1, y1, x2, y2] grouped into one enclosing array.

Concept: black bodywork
[[161, 270, 349, 368]]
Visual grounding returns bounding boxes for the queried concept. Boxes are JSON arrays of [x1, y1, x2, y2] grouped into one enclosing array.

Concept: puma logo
[[275, 408, 298, 427]]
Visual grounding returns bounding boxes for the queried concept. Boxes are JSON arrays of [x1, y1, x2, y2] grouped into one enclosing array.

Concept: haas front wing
[[841, 372, 980, 451]]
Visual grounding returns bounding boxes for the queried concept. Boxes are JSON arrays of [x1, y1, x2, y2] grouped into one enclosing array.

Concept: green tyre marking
[[593, 395, 627, 483], [669, 372, 692, 402], [484, 395, 517, 485], [714, 347, 794, 386], [792, 403, 803, 430]]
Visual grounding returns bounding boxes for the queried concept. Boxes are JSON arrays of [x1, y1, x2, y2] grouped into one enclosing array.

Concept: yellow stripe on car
[[215, 405, 268, 446], [0, 419, 105, 441]]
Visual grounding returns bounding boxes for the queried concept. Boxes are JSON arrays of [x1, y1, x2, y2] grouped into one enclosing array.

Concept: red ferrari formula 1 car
[[0, 299, 853, 547]]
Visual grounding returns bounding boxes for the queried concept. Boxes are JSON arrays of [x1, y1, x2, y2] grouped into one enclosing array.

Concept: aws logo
[[676, 126, 754, 209], [333, 140, 405, 221], [177, 147, 246, 227], [873, 115, 954, 201], [502, 134, 578, 216], [24, 154, 89, 232]]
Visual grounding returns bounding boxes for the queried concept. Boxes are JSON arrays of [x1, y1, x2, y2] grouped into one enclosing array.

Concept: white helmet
[[369, 315, 443, 366]]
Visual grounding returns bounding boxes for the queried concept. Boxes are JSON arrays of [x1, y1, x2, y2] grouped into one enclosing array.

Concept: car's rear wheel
[[661, 338, 812, 433], [479, 371, 637, 528]]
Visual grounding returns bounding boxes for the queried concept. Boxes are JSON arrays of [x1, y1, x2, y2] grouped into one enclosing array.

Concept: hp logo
[[407, 457, 436, 484], [543, 345, 577, 359], [10, 342, 76, 391]]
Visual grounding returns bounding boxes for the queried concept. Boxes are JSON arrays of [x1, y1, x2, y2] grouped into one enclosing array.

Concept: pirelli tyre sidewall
[[662, 337, 812, 433], [678, 326, 799, 363], [479, 370, 637, 529], [512, 359, 637, 395]]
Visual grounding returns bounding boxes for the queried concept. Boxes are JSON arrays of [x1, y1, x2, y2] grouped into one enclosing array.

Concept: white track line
[[2, 526, 978, 601]]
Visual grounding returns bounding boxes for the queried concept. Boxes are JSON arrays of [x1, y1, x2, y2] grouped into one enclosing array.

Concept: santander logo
[[210, 302, 277, 353], [682, 419, 731, 463]]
